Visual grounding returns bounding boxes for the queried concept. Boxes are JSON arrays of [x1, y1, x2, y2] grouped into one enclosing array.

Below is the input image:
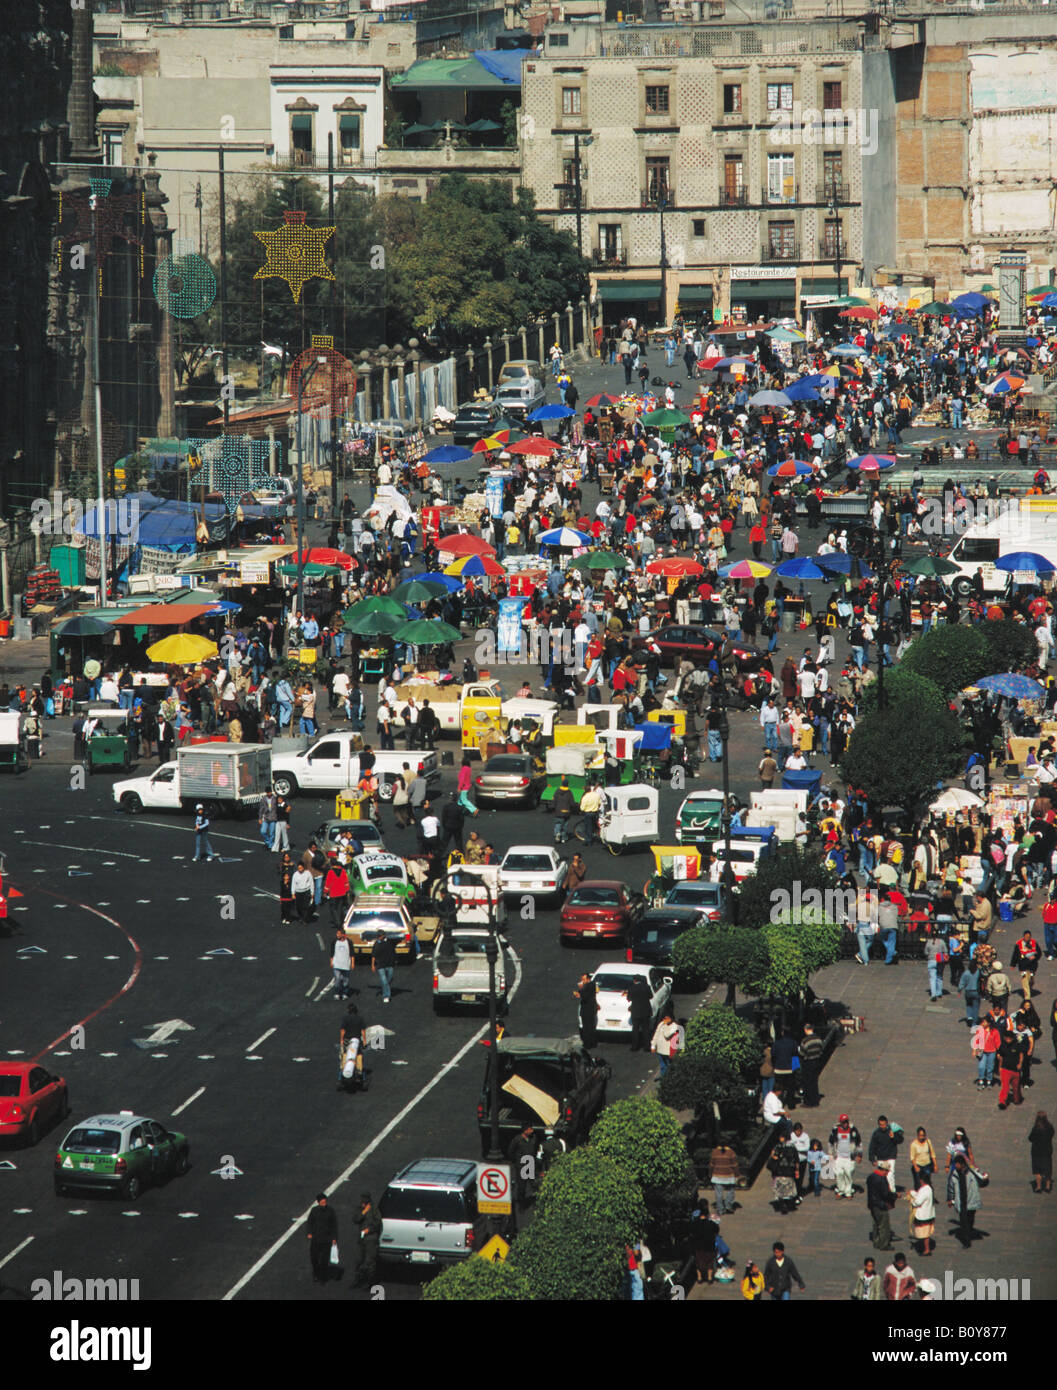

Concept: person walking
[[325, 860, 350, 931], [906, 1171, 936, 1258], [946, 1153, 983, 1248], [798, 1024, 824, 1107], [960, 959, 982, 1027], [306, 1193, 338, 1284], [883, 1252, 917, 1301], [867, 1160, 896, 1250], [258, 790, 277, 850], [330, 928, 353, 1001], [575, 973, 598, 1048], [372, 933, 397, 1004], [1028, 1110, 1054, 1193], [997, 1024, 1024, 1110], [626, 974, 653, 1052], [908, 1126, 937, 1184], [851, 1256, 882, 1300], [829, 1113, 862, 1199], [552, 776, 575, 844], [973, 1015, 1002, 1088], [273, 794, 292, 854], [192, 804, 215, 863], [651, 1012, 682, 1076], [763, 1242, 805, 1301], [352, 1192, 382, 1289], [709, 1142, 741, 1216], [741, 1261, 765, 1300], [338, 1002, 365, 1093], [292, 860, 315, 923], [868, 1115, 902, 1193], [1011, 929, 1042, 1002], [279, 852, 295, 925], [391, 769, 410, 827]]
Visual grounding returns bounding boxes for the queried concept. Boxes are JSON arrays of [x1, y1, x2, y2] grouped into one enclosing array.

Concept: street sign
[[477, 1234, 509, 1263], [476, 1162, 512, 1215]]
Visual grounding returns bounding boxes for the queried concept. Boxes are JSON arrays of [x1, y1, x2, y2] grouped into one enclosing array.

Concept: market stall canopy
[[111, 603, 216, 627], [974, 673, 1046, 700], [929, 787, 985, 814], [146, 633, 218, 664], [394, 619, 462, 645]]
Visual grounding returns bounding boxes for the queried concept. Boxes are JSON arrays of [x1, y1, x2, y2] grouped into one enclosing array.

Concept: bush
[[980, 617, 1036, 675], [859, 666, 945, 716], [750, 925, 808, 998], [659, 1053, 756, 1133], [670, 924, 770, 992], [590, 1096, 696, 1195], [423, 1257, 533, 1300], [900, 624, 989, 698], [684, 1002, 763, 1073], [533, 1149, 647, 1248], [736, 846, 838, 931], [768, 911, 844, 976], [840, 698, 964, 818], [508, 1207, 626, 1301]]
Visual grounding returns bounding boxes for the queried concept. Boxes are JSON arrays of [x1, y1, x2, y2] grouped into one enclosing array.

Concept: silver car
[[473, 753, 543, 807], [493, 376, 546, 418], [378, 1158, 488, 1266]]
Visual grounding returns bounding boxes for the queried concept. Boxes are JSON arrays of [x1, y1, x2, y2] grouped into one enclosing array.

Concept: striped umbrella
[[767, 459, 814, 477], [720, 559, 773, 579], [444, 554, 507, 580], [846, 453, 897, 472], [538, 526, 591, 547]]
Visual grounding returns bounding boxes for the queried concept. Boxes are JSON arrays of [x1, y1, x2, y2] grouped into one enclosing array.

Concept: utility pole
[[573, 131, 583, 259], [90, 200, 108, 609], [218, 147, 229, 431]]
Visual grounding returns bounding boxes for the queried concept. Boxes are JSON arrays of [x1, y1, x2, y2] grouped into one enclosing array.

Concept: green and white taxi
[[350, 852, 413, 900], [54, 1111, 190, 1200]]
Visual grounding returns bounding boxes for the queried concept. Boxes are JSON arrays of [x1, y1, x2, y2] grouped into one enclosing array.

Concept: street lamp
[[828, 192, 844, 299], [295, 354, 327, 620]]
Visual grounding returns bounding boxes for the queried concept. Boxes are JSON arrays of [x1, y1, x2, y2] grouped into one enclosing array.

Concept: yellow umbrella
[[146, 633, 219, 664]]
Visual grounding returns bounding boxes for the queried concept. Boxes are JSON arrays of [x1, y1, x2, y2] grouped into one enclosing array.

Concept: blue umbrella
[[830, 343, 867, 357], [767, 459, 813, 477], [952, 291, 988, 311], [415, 571, 462, 592], [1038, 294, 1057, 310], [776, 557, 829, 580], [845, 453, 897, 471], [527, 404, 575, 421], [204, 600, 242, 614], [975, 673, 1046, 700], [994, 552, 1057, 574], [800, 373, 838, 389], [815, 552, 875, 579], [422, 445, 475, 464], [783, 381, 821, 403]]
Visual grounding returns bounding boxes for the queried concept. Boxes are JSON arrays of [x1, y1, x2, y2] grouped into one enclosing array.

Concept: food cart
[[540, 744, 604, 806], [0, 712, 29, 774], [83, 707, 134, 774], [598, 784, 659, 855]]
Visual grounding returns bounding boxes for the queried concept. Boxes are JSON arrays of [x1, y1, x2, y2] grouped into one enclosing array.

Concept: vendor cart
[[83, 707, 134, 774]]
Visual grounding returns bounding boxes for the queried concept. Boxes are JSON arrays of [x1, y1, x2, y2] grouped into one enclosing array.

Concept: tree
[[900, 624, 989, 698], [859, 666, 944, 717], [980, 617, 1036, 676], [736, 846, 838, 931], [658, 1053, 756, 1135], [534, 1149, 647, 1248], [684, 1003, 763, 1073], [499, 98, 518, 147], [671, 924, 770, 999], [840, 698, 964, 818], [422, 1257, 533, 1300], [508, 1207, 626, 1301], [590, 1097, 696, 1194], [750, 925, 809, 998]]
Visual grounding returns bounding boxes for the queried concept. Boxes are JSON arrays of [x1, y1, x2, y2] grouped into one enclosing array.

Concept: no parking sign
[[476, 1162, 512, 1215]]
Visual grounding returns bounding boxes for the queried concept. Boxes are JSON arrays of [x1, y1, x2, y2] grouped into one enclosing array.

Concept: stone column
[[500, 332, 512, 364], [394, 354, 407, 419], [519, 324, 528, 358], [67, 1, 100, 164], [550, 311, 560, 358], [483, 337, 494, 389], [379, 353, 391, 419], [565, 302, 575, 353], [143, 154, 176, 436], [358, 355, 373, 423], [266, 424, 278, 476], [579, 296, 590, 352], [466, 346, 476, 396], [537, 318, 545, 364]]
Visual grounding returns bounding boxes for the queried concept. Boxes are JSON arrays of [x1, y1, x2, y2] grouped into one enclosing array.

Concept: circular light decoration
[[153, 251, 217, 319]]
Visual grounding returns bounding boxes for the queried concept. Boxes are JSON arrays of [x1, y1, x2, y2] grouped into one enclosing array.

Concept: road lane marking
[[305, 976, 319, 998], [20, 839, 143, 860], [223, 948, 523, 1301], [0, 1236, 34, 1269], [172, 1087, 205, 1116], [246, 1028, 276, 1052]]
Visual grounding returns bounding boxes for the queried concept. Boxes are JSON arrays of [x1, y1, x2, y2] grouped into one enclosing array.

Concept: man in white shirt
[[1036, 757, 1056, 785], [786, 750, 808, 771], [98, 674, 120, 706]]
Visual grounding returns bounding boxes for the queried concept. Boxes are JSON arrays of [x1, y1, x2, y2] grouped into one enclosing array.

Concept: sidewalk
[[688, 907, 1057, 1301]]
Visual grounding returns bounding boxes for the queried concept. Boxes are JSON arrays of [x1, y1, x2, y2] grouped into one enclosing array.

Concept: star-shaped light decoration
[[253, 209, 335, 304], [184, 436, 282, 512], [57, 177, 147, 295]]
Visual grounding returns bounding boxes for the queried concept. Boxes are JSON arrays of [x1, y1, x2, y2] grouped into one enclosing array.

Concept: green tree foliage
[[900, 624, 989, 698], [979, 617, 1037, 676], [840, 698, 964, 817], [658, 1053, 756, 1132], [422, 1256, 533, 1301], [750, 925, 808, 998], [533, 1150, 647, 1248], [508, 1207, 626, 1301], [859, 666, 945, 717], [684, 1003, 763, 1073], [671, 924, 770, 992], [590, 1096, 696, 1194], [736, 847, 838, 931]]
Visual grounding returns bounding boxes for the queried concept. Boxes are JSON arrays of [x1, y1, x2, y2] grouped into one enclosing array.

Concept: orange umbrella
[[646, 557, 704, 577], [296, 547, 356, 571], [435, 533, 496, 557], [839, 306, 879, 321], [509, 437, 559, 456]]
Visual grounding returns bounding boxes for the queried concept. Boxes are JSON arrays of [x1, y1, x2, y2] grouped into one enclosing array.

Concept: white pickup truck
[[270, 732, 440, 800], [391, 681, 557, 738], [432, 926, 510, 1012], [113, 744, 272, 815]]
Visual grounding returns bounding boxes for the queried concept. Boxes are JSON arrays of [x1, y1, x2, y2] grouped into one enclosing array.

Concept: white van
[[945, 500, 1057, 597]]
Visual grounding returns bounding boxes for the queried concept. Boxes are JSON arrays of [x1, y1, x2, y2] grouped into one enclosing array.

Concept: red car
[[0, 1062, 68, 1146], [560, 880, 644, 946]]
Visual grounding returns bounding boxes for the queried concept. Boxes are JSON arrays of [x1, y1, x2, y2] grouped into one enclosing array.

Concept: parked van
[[945, 500, 1057, 597], [707, 826, 778, 882]]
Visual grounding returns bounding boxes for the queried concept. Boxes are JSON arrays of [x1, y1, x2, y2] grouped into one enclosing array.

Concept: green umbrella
[[276, 562, 340, 578], [902, 555, 961, 578], [567, 551, 630, 572], [347, 595, 406, 618], [916, 301, 950, 315], [642, 408, 689, 428], [55, 614, 114, 638], [343, 610, 406, 637], [393, 618, 463, 645], [391, 578, 449, 604]]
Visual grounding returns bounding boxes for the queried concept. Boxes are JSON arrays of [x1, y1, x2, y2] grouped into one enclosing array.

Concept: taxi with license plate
[[349, 852, 413, 900], [54, 1111, 190, 1201], [342, 893, 417, 960]]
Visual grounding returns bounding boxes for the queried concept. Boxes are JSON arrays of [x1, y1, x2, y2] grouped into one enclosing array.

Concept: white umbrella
[[748, 389, 792, 408], [929, 787, 984, 814]]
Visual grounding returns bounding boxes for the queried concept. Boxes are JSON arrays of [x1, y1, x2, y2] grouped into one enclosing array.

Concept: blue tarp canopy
[[782, 768, 823, 801], [77, 495, 228, 548], [633, 722, 673, 752]]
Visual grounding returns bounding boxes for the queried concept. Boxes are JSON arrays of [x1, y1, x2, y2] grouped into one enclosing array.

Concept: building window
[[692, 218, 706, 237], [766, 82, 794, 112], [766, 152, 795, 203], [723, 154, 744, 204], [550, 32, 569, 47], [598, 223, 624, 262], [290, 113, 314, 165], [645, 156, 670, 203], [278, 24, 293, 39], [559, 156, 579, 208], [822, 80, 842, 110], [645, 85, 670, 115], [822, 218, 842, 258], [100, 128, 123, 166], [723, 83, 742, 114], [339, 113, 361, 164], [561, 86, 581, 116], [768, 220, 796, 259]]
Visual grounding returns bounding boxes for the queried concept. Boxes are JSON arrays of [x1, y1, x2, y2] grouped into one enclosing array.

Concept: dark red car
[[632, 625, 770, 674], [560, 880, 644, 946], [0, 1062, 68, 1146]]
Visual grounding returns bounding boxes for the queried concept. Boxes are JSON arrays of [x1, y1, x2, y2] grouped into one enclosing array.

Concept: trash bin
[[782, 609, 797, 632], [998, 899, 1014, 922]]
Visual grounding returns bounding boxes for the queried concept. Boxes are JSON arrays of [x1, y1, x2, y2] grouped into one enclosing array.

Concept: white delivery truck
[[270, 732, 440, 800], [945, 500, 1057, 596], [113, 744, 272, 815]]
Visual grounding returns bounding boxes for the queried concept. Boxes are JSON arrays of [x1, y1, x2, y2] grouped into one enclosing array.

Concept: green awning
[[800, 278, 842, 295], [597, 279, 662, 302], [676, 284, 714, 304], [730, 280, 795, 301]]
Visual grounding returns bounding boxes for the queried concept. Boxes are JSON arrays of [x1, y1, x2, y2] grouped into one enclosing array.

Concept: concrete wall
[[969, 48, 1057, 239], [860, 47, 897, 284]]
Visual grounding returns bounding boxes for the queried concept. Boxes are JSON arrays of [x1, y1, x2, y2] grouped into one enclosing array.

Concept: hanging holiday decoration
[[184, 436, 283, 512], [57, 177, 147, 295], [286, 334, 356, 411], [253, 209, 335, 304], [153, 236, 217, 319]]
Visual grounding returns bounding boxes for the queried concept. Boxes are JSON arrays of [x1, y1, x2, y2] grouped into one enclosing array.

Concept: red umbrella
[[585, 393, 620, 409], [646, 557, 704, 577], [508, 437, 559, 457], [435, 533, 496, 557], [296, 547, 356, 571], [839, 306, 879, 321]]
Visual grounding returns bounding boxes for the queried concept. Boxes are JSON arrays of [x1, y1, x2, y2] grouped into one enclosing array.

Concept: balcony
[[821, 180, 849, 204], [555, 183, 581, 210], [592, 247, 628, 267], [761, 240, 800, 264], [819, 237, 844, 260], [273, 149, 322, 170], [719, 188, 749, 207], [762, 183, 800, 206], [640, 188, 674, 208]]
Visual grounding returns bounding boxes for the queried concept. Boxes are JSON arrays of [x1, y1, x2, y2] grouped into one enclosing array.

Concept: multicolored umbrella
[[646, 557, 704, 577], [393, 618, 462, 645], [767, 459, 814, 477], [444, 554, 507, 580], [472, 434, 508, 453], [720, 559, 773, 579], [994, 551, 1057, 574], [538, 526, 591, 547], [585, 393, 620, 409], [983, 373, 1027, 396], [436, 533, 496, 557], [846, 453, 897, 472], [975, 673, 1046, 701]]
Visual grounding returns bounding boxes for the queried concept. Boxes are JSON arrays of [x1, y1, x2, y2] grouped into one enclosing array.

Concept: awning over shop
[[676, 284, 714, 304], [111, 603, 216, 627], [730, 281, 795, 302], [799, 278, 842, 296], [597, 279, 663, 302]]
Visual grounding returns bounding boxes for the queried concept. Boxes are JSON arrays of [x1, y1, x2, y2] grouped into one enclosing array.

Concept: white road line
[[0, 1236, 33, 1269], [172, 1086, 206, 1116], [304, 976, 319, 999], [20, 839, 143, 860], [246, 1027, 276, 1052], [135, 818, 257, 845], [223, 948, 524, 1301], [314, 979, 334, 1002]]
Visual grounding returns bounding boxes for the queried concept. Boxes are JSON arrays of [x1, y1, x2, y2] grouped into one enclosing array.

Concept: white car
[[240, 488, 291, 509], [589, 962, 674, 1038], [499, 846, 569, 907]]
